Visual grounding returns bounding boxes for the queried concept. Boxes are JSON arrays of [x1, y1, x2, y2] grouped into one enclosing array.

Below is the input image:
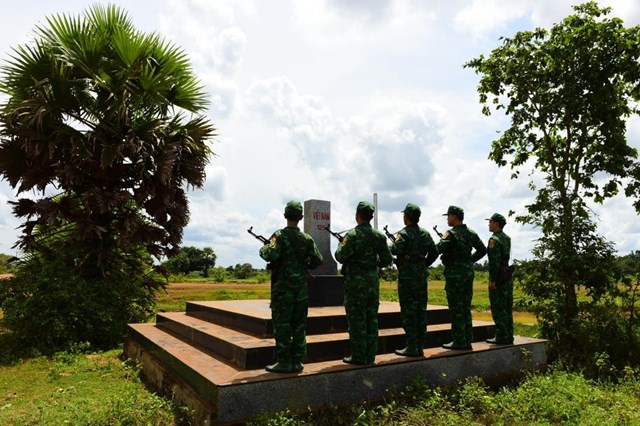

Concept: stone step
[[185, 300, 452, 337], [125, 322, 547, 425], [156, 311, 495, 370]]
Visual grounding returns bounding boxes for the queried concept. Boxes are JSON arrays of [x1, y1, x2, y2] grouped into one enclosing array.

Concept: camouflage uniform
[[390, 203, 439, 356], [436, 206, 487, 349], [260, 201, 323, 373], [486, 213, 513, 344], [335, 201, 393, 365]]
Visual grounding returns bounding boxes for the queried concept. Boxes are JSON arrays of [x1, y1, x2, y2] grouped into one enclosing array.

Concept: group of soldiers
[[258, 200, 513, 373]]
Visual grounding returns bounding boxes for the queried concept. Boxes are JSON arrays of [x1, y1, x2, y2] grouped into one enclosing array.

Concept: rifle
[[433, 225, 454, 267], [247, 226, 270, 245], [322, 225, 345, 243], [247, 226, 273, 273], [383, 225, 396, 243]]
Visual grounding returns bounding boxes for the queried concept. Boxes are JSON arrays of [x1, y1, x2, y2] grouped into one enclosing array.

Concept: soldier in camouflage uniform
[[390, 203, 439, 357], [485, 213, 514, 344], [335, 201, 393, 365], [436, 205, 487, 350], [259, 200, 323, 373]]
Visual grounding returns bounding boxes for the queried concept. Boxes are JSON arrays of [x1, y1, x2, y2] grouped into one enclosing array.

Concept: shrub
[[210, 267, 227, 283], [535, 296, 640, 377], [0, 255, 163, 352]]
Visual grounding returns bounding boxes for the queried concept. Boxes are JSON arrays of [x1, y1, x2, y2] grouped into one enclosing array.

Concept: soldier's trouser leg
[[445, 277, 467, 346], [270, 287, 295, 364], [399, 275, 427, 351], [365, 279, 380, 363], [416, 277, 428, 350], [344, 279, 368, 363], [489, 279, 513, 342], [464, 272, 474, 346], [290, 286, 309, 363]]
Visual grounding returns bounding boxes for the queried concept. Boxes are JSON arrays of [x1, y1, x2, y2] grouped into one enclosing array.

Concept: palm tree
[[0, 4, 216, 348], [0, 4, 216, 279]]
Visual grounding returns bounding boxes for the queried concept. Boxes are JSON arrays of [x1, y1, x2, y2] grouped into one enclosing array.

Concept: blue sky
[[0, 0, 639, 268]]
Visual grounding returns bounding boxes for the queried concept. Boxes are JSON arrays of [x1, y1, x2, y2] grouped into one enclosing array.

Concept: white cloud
[[291, 0, 436, 46], [0, 0, 638, 269], [455, 0, 640, 41], [200, 72, 239, 118], [246, 78, 445, 204], [454, 0, 529, 40], [158, 0, 251, 118]]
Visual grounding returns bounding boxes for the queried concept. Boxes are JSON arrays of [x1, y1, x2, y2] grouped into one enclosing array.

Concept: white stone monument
[[303, 199, 338, 275], [303, 199, 344, 306]]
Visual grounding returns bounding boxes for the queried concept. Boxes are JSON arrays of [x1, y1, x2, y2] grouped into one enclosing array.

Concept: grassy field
[[0, 279, 548, 425]]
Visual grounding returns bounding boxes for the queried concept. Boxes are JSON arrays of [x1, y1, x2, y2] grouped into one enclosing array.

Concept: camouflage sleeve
[[470, 231, 487, 263], [259, 231, 283, 262], [306, 236, 324, 269], [436, 230, 454, 254], [487, 236, 502, 282], [335, 229, 355, 264], [389, 228, 407, 256]]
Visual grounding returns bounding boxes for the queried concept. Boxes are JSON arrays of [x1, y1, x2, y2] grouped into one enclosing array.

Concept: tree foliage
[[0, 4, 216, 349], [466, 2, 640, 369], [162, 246, 217, 277]]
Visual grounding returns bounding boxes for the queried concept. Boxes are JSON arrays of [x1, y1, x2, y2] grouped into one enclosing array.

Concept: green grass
[[156, 285, 271, 312], [3, 347, 638, 425], [3, 281, 638, 424], [383, 279, 529, 312], [0, 348, 182, 425], [249, 367, 640, 425]]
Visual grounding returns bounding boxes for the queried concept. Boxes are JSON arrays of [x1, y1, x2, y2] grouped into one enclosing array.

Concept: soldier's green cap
[[402, 203, 421, 219], [486, 213, 506, 226], [443, 205, 464, 218], [356, 201, 375, 215], [284, 200, 303, 219]]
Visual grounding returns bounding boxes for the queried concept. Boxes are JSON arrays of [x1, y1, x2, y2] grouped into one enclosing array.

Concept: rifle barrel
[[383, 225, 396, 243], [247, 226, 269, 244], [322, 225, 344, 242]]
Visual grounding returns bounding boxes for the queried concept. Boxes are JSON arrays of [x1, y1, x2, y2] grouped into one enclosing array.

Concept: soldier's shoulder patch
[[395, 233, 402, 241], [269, 236, 277, 246], [488, 239, 495, 248], [442, 231, 450, 239], [342, 236, 348, 245]]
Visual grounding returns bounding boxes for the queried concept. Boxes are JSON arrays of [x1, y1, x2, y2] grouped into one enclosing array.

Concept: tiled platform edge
[[125, 300, 546, 425]]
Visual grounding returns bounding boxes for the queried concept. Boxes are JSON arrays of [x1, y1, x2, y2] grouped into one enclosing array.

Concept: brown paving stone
[[128, 323, 542, 386], [185, 299, 452, 338], [154, 301, 494, 369]]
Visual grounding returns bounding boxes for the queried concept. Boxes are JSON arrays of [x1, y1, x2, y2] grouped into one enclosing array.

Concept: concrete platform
[[125, 300, 546, 425], [183, 300, 451, 336]]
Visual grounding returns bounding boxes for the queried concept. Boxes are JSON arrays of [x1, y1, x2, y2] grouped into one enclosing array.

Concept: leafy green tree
[[200, 247, 216, 277], [0, 5, 215, 349], [162, 250, 192, 275], [162, 246, 216, 277], [234, 263, 254, 279], [466, 2, 640, 318], [466, 2, 640, 369], [616, 251, 640, 278]]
